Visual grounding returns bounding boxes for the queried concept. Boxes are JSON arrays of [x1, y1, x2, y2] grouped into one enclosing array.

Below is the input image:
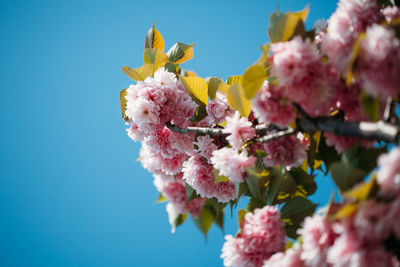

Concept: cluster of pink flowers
[[252, 81, 295, 127], [221, 206, 285, 267]]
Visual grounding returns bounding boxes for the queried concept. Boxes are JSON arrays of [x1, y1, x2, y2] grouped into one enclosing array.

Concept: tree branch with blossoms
[[120, 1, 400, 266]]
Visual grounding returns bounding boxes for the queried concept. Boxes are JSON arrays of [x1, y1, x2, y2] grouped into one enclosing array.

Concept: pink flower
[[139, 143, 188, 176], [126, 121, 146, 142], [206, 92, 234, 124], [298, 215, 337, 267], [327, 229, 394, 267], [355, 24, 400, 99], [270, 37, 337, 116], [382, 6, 400, 22], [224, 111, 255, 149], [321, 0, 383, 74], [336, 83, 370, 122], [211, 147, 257, 183], [354, 200, 391, 241], [262, 135, 307, 168], [194, 135, 218, 163], [324, 133, 375, 153], [221, 206, 285, 267], [377, 147, 400, 194], [182, 156, 236, 203], [252, 81, 295, 127], [383, 197, 400, 239], [125, 67, 197, 136], [262, 249, 303, 267]]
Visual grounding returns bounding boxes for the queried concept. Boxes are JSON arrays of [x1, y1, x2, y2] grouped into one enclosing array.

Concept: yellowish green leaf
[[257, 43, 270, 64], [143, 48, 169, 72], [179, 75, 208, 105], [167, 42, 195, 64], [268, 6, 309, 43], [346, 33, 365, 85], [183, 70, 197, 77], [120, 88, 130, 121], [242, 64, 267, 99], [156, 193, 168, 203], [333, 203, 358, 220], [226, 83, 252, 117], [344, 174, 378, 201], [145, 22, 165, 51], [218, 81, 230, 94], [208, 77, 221, 100], [238, 209, 247, 228], [227, 75, 243, 85], [214, 168, 230, 184], [121, 64, 154, 81]]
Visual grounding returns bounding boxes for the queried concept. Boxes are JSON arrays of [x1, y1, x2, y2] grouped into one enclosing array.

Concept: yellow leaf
[[346, 33, 365, 85], [179, 75, 208, 105], [145, 22, 165, 51], [227, 75, 243, 85], [120, 88, 130, 121], [238, 209, 247, 228], [344, 174, 378, 201], [218, 81, 230, 94], [183, 70, 197, 77], [268, 6, 309, 43], [257, 43, 270, 64], [143, 48, 169, 72], [121, 64, 154, 81], [226, 83, 252, 117], [242, 64, 267, 99], [333, 203, 358, 219]]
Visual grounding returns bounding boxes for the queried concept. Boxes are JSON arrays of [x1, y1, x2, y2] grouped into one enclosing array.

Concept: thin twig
[[254, 128, 295, 143]]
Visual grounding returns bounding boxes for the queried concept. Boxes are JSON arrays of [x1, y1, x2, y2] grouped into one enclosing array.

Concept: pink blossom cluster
[[153, 174, 205, 230], [182, 155, 236, 203], [262, 135, 307, 168], [252, 81, 295, 127], [224, 111, 255, 150], [206, 92, 234, 124], [321, 0, 383, 74], [270, 37, 338, 116], [221, 206, 285, 267]]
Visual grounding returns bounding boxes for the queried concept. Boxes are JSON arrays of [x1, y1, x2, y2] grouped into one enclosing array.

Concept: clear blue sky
[[0, 0, 338, 266]]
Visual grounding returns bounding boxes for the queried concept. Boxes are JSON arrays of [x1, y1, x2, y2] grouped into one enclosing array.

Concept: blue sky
[[0, 0, 338, 266]]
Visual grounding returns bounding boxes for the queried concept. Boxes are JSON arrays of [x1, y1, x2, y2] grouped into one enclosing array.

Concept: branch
[[166, 109, 400, 144], [295, 105, 400, 144]]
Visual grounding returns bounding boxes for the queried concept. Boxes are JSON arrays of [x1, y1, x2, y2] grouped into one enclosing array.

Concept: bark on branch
[[166, 112, 400, 144]]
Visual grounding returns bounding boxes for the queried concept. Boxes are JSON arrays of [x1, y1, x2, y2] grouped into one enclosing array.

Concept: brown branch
[[166, 108, 400, 144]]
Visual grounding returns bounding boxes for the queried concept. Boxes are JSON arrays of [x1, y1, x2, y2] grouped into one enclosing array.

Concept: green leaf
[[361, 91, 380, 122], [185, 183, 200, 203], [144, 22, 165, 51], [167, 42, 195, 64], [242, 64, 267, 100], [156, 193, 168, 203], [330, 162, 366, 192], [226, 83, 252, 117], [192, 206, 214, 237], [316, 135, 341, 171], [281, 196, 317, 238], [247, 197, 266, 212], [120, 88, 130, 121], [214, 168, 230, 184], [179, 75, 209, 105], [268, 6, 309, 43], [121, 64, 154, 81], [274, 172, 297, 204], [267, 170, 283, 205], [164, 63, 180, 74], [245, 168, 272, 202], [171, 213, 187, 233], [208, 77, 221, 100], [215, 209, 224, 231], [234, 182, 248, 201], [190, 105, 208, 122], [289, 168, 317, 197]]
